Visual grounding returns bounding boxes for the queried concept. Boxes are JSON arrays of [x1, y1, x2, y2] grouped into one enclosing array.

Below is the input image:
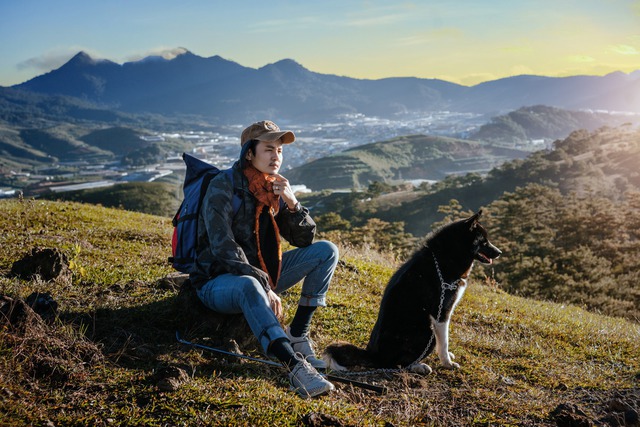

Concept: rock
[[156, 273, 189, 291], [0, 295, 44, 334], [10, 247, 72, 283], [550, 403, 593, 427], [156, 365, 190, 392], [175, 281, 258, 350], [608, 399, 633, 413], [601, 408, 640, 427]]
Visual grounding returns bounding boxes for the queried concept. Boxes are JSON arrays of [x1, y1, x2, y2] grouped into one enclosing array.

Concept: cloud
[[16, 47, 103, 73], [609, 44, 639, 55], [125, 47, 189, 62]]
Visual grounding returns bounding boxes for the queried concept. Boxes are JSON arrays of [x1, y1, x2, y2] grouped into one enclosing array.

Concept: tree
[[316, 212, 351, 232]]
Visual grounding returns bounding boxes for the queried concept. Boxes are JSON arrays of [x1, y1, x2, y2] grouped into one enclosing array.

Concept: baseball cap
[[240, 120, 295, 146]]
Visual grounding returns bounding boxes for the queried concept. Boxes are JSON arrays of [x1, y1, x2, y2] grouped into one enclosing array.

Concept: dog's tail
[[323, 342, 378, 371]]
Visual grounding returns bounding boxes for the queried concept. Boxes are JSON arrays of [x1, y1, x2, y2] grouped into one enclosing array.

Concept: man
[[190, 120, 338, 398]]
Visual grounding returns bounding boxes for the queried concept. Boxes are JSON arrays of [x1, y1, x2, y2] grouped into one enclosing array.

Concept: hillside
[[0, 86, 219, 172], [470, 105, 637, 144], [287, 108, 640, 192], [287, 134, 529, 191], [0, 86, 140, 128], [38, 181, 181, 217], [0, 199, 638, 426], [363, 126, 640, 235], [303, 126, 640, 236]]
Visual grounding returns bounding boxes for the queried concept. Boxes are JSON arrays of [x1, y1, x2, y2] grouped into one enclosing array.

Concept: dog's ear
[[465, 210, 482, 229]]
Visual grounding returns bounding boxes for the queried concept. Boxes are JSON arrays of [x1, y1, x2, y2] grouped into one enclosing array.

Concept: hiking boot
[[285, 326, 327, 370], [288, 356, 334, 398]]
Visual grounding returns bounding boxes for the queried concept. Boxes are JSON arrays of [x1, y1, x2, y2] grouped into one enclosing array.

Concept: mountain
[[0, 86, 140, 127], [13, 50, 640, 122], [461, 72, 640, 113]]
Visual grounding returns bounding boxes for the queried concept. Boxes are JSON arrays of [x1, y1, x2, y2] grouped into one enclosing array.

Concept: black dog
[[324, 210, 501, 374]]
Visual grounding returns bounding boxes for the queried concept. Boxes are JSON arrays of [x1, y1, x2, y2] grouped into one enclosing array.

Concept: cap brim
[[256, 130, 295, 144]]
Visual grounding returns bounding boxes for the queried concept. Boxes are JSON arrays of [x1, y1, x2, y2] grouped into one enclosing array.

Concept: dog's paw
[[441, 361, 460, 369], [438, 352, 460, 369], [407, 362, 433, 375]]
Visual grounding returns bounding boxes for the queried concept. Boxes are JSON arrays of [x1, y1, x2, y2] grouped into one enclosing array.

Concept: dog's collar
[[429, 249, 463, 291]]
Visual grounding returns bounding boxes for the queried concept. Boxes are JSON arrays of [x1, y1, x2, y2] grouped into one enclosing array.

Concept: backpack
[[169, 153, 241, 273]]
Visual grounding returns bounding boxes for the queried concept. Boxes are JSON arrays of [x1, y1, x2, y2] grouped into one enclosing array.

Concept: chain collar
[[431, 250, 463, 292]]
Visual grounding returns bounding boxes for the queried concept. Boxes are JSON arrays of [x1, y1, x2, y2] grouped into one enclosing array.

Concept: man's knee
[[314, 240, 339, 264], [237, 276, 269, 304]]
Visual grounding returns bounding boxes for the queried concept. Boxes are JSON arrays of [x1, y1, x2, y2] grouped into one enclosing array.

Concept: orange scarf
[[243, 164, 282, 289]]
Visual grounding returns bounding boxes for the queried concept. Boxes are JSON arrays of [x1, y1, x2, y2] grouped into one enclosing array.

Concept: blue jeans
[[196, 240, 339, 353]]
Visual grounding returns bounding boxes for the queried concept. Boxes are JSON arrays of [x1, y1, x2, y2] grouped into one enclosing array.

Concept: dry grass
[[0, 198, 638, 426]]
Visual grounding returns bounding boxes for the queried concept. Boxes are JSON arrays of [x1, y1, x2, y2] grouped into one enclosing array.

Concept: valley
[[0, 111, 517, 198]]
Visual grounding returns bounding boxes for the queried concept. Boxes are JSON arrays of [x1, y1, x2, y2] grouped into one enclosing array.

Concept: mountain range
[[11, 50, 640, 123]]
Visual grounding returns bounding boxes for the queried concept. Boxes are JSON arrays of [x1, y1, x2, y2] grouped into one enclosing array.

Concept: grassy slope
[[0, 199, 638, 426]]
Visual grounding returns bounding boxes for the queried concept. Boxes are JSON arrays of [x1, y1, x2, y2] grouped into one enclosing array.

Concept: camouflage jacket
[[190, 162, 316, 291]]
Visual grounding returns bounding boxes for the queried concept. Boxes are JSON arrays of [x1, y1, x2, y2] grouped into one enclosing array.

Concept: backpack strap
[[223, 168, 242, 216]]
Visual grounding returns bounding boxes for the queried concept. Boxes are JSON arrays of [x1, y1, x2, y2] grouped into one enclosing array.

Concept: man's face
[[247, 139, 283, 175]]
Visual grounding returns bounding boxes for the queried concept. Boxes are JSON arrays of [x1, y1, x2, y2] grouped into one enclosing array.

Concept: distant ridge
[[13, 50, 640, 123]]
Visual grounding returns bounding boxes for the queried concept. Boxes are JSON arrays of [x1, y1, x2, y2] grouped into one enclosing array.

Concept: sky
[[1, 0, 639, 87]]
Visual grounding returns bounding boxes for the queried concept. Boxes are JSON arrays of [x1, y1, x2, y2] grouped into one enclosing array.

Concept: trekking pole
[[176, 331, 386, 395], [176, 331, 282, 366]]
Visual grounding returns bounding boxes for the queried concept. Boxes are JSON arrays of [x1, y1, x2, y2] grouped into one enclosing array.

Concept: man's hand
[[267, 289, 283, 320], [271, 174, 298, 210]]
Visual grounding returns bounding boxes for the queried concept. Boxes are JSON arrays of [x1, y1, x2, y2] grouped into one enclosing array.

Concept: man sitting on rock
[[190, 120, 339, 398]]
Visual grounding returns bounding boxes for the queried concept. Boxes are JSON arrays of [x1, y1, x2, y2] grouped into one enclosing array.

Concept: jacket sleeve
[[200, 175, 271, 289], [277, 204, 316, 247]]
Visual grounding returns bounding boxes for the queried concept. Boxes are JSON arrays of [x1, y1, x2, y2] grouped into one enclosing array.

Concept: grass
[[0, 198, 638, 426]]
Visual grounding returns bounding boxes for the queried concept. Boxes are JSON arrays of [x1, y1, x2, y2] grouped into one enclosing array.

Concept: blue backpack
[[170, 153, 241, 273]]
